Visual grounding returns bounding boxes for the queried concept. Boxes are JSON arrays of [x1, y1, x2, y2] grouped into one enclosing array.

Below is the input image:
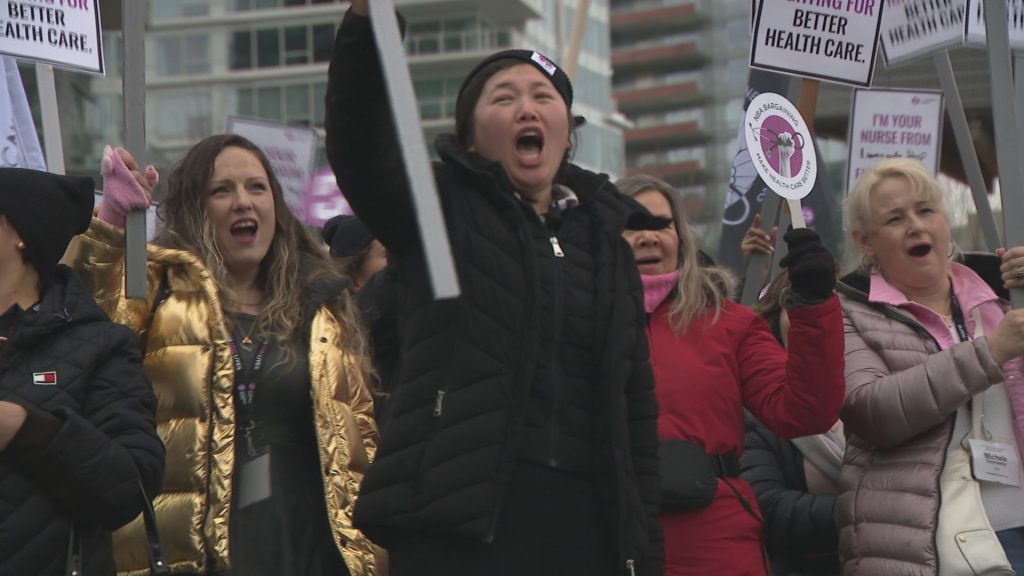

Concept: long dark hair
[[154, 134, 367, 366]]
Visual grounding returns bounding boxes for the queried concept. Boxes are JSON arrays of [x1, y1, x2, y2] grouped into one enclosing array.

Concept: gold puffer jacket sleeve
[[310, 307, 382, 575], [67, 218, 236, 576]]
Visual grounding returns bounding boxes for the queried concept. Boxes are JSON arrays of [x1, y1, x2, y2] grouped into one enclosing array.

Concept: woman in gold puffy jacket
[[66, 134, 380, 576]]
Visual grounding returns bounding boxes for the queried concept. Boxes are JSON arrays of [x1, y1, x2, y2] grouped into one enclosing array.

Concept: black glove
[[778, 228, 835, 302]]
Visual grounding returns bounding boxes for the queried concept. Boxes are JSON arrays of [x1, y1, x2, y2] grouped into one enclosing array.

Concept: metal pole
[[1017, 54, 1024, 146], [739, 192, 781, 306], [984, 0, 1024, 307], [934, 51, 1001, 252], [35, 64, 64, 175], [562, 0, 592, 81], [122, 0, 147, 299], [369, 0, 460, 299]]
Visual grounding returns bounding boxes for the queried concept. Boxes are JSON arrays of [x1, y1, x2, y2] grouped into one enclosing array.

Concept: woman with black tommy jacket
[[0, 168, 163, 576]]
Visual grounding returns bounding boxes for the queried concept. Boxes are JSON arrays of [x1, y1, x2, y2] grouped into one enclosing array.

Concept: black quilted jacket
[[740, 413, 839, 576], [0, 266, 164, 576], [326, 11, 662, 575]]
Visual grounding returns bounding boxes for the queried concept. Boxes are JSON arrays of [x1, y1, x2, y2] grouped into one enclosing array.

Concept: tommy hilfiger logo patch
[[33, 372, 57, 386]]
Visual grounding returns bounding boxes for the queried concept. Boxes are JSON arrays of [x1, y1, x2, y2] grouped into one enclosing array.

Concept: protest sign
[[368, 0, 460, 299], [750, 0, 885, 86], [0, 0, 104, 75], [880, 0, 967, 64], [744, 92, 817, 203], [303, 166, 352, 228], [846, 88, 943, 194], [227, 116, 319, 217], [965, 0, 1024, 51]]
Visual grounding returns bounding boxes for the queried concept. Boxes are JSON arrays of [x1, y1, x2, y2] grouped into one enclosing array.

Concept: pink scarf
[[641, 271, 680, 314]]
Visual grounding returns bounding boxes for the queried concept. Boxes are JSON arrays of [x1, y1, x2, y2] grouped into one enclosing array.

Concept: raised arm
[[324, 5, 419, 254]]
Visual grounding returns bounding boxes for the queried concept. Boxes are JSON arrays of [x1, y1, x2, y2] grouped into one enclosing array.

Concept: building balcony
[[611, 0, 706, 39], [406, 27, 520, 75], [624, 118, 707, 147], [625, 159, 705, 182], [614, 73, 705, 114], [397, 0, 542, 26], [612, 34, 707, 72]]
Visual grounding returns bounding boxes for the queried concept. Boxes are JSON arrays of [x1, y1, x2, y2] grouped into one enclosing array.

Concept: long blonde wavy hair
[[617, 175, 736, 333], [154, 134, 368, 368]]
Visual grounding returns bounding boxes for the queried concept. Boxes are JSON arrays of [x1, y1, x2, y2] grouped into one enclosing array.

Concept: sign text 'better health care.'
[[764, 0, 878, 64], [0, 1, 91, 54]]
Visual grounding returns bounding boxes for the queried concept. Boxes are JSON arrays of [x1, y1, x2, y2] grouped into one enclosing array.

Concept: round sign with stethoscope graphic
[[744, 92, 817, 227]]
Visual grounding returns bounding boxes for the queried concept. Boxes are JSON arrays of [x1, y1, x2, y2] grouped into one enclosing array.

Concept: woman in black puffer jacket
[[0, 168, 164, 576], [326, 2, 662, 575]]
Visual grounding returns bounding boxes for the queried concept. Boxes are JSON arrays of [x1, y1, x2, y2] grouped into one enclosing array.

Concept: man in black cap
[[0, 168, 164, 576]]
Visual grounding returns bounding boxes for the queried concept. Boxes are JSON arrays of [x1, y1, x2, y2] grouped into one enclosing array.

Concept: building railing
[[405, 27, 515, 57], [611, 0, 700, 15], [629, 146, 706, 167], [614, 70, 704, 93], [633, 108, 705, 129]]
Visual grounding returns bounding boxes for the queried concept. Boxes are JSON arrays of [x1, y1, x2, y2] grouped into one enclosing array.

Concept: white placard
[[846, 88, 943, 194], [750, 0, 886, 87], [0, 0, 104, 75], [744, 92, 818, 201], [965, 0, 1024, 50], [880, 0, 967, 64], [227, 116, 319, 218]]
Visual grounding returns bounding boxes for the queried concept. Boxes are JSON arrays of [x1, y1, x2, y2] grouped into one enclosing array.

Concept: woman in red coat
[[618, 175, 845, 575]]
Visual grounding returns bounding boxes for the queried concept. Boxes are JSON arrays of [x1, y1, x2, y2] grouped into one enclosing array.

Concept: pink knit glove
[[98, 145, 158, 229]]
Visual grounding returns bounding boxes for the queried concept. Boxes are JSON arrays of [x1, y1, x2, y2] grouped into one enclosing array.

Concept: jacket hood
[[838, 251, 1010, 303], [11, 265, 109, 350]]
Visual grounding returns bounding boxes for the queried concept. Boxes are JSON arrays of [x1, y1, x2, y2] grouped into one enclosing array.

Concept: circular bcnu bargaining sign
[[743, 93, 817, 201]]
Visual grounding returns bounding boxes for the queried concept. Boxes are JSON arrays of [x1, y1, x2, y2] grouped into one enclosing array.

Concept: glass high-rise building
[[47, 0, 625, 191]]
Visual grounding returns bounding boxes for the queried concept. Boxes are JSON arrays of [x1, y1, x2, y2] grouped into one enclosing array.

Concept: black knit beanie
[[0, 168, 95, 284], [321, 214, 374, 259]]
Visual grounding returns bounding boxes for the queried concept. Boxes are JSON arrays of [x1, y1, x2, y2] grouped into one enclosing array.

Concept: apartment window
[[233, 0, 338, 9], [155, 34, 210, 76], [406, 17, 511, 56], [236, 81, 328, 126], [231, 24, 335, 70], [151, 0, 209, 19], [413, 77, 462, 120], [152, 91, 211, 140]]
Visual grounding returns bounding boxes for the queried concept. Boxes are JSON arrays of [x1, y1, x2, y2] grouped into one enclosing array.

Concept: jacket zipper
[[548, 232, 565, 467], [486, 223, 543, 543], [841, 284, 953, 574], [625, 558, 636, 576], [433, 389, 446, 417]]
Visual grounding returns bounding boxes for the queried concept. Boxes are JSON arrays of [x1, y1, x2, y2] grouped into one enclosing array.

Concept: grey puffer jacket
[[836, 258, 1009, 576]]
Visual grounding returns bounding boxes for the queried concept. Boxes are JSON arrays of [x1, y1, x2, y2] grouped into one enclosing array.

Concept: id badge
[[237, 450, 272, 508], [968, 439, 1022, 487]]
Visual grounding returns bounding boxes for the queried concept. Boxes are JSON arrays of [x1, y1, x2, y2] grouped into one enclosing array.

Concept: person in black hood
[[326, 2, 662, 575], [0, 168, 164, 576]]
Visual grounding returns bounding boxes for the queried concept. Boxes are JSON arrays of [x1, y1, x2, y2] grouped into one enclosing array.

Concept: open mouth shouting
[[514, 128, 545, 166], [907, 243, 932, 258], [230, 218, 259, 245]]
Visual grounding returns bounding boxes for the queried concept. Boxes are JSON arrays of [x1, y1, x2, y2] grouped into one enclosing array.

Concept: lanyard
[[229, 339, 269, 457], [948, 283, 970, 344]]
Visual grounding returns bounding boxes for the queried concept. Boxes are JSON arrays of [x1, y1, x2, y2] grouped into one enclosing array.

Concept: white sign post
[[227, 116, 319, 218], [0, 0, 104, 75], [965, 0, 1024, 50], [750, 0, 886, 87], [846, 89, 943, 194], [368, 0, 460, 299], [880, 0, 967, 64], [744, 92, 817, 229]]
